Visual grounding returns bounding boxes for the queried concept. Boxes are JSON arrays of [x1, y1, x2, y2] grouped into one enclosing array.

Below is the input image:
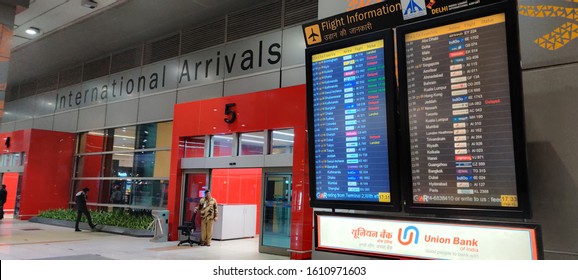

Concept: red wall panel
[[1, 172, 19, 213], [0, 129, 75, 220], [211, 168, 262, 234], [85, 134, 105, 153], [80, 134, 104, 178]]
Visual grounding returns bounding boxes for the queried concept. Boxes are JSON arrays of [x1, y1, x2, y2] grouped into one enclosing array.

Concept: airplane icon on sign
[[308, 27, 320, 42], [305, 24, 322, 45]]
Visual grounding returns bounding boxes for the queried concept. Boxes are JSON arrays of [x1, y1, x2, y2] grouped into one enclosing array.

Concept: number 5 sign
[[224, 103, 237, 124]]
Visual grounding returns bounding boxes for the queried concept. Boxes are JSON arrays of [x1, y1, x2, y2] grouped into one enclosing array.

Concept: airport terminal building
[[0, 0, 577, 260]]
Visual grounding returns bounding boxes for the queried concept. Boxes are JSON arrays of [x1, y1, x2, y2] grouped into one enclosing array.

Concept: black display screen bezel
[[396, 1, 530, 218], [305, 30, 400, 211]]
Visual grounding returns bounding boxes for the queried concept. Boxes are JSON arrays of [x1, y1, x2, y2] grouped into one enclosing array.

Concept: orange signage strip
[[406, 13, 506, 42], [312, 39, 384, 62]]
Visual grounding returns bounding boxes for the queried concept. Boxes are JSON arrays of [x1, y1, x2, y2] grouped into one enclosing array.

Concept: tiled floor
[[0, 217, 288, 260]]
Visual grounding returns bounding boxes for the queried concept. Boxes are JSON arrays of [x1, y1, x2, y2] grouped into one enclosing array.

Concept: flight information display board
[[397, 4, 529, 217], [306, 31, 399, 211]]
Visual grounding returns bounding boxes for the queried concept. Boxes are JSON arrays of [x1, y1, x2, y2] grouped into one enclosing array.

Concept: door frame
[[259, 167, 292, 256], [179, 169, 211, 227]]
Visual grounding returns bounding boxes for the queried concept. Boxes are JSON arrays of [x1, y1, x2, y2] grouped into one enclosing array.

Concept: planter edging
[[29, 216, 153, 237]]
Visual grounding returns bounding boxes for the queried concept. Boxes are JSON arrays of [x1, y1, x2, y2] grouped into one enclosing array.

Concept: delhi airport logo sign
[[398, 225, 420, 245], [401, 0, 428, 20]]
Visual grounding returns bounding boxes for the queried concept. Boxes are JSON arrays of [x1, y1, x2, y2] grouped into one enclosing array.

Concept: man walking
[[0, 185, 7, 220], [110, 185, 123, 212], [75, 187, 97, 232], [194, 190, 218, 246]]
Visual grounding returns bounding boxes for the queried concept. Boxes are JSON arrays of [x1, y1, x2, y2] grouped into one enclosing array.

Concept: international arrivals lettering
[[54, 39, 282, 111]]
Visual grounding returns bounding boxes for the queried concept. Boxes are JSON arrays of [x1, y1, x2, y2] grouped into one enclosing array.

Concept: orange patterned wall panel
[[519, 2, 578, 50]]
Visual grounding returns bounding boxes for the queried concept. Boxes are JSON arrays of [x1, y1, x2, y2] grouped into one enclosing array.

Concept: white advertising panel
[[317, 214, 540, 260]]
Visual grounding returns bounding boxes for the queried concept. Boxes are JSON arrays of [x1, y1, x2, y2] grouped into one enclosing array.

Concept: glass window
[[71, 180, 100, 208], [239, 131, 265, 155], [113, 126, 136, 152], [78, 130, 106, 153], [182, 136, 206, 158], [156, 122, 172, 149], [0, 154, 7, 167], [0, 153, 24, 167], [152, 151, 170, 178], [75, 155, 103, 177], [11, 153, 22, 166], [136, 123, 157, 150], [129, 179, 169, 208], [132, 151, 170, 178], [270, 129, 294, 154], [112, 153, 134, 177], [72, 122, 171, 209], [211, 134, 234, 157], [73, 179, 168, 208], [135, 122, 173, 150]]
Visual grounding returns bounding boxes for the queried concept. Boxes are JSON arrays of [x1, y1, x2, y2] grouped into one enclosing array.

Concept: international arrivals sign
[[302, 0, 503, 47], [53, 31, 284, 113], [315, 213, 543, 259]]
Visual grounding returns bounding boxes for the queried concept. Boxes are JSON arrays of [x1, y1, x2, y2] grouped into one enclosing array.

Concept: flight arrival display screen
[[310, 38, 392, 204], [404, 13, 520, 208]]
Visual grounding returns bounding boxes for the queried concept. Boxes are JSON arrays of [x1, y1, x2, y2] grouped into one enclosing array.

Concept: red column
[[0, 24, 13, 122]]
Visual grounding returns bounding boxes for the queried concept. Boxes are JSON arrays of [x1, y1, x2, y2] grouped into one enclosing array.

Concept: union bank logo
[[398, 226, 420, 245], [401, 0, 427, 20]]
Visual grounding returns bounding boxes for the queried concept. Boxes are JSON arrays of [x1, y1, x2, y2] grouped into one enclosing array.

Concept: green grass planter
[[31, 209, 155, 237]]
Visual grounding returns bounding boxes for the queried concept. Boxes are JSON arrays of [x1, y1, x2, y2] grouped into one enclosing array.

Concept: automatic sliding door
[[181, 171, 210, 230], [260, 172, 291, 255]]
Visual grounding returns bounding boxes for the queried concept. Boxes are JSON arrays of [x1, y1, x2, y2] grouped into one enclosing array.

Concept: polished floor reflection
[[0, 216, 288, 260]]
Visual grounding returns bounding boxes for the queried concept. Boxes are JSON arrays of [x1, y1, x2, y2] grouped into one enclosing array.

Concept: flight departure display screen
[[307, 32, 397, 209], [402, 13, 521, 208]]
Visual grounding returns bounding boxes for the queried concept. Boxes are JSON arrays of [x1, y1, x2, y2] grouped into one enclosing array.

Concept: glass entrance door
[[260, 172, 292, 256], [1, 172, 21, 218], [181, 171, 210, 231]]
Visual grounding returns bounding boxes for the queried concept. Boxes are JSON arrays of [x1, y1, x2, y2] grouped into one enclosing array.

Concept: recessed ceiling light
[[25, 27, 40, 35]]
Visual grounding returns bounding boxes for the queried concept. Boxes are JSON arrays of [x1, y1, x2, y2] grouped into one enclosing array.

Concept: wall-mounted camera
[[81, 0, 98, 9]]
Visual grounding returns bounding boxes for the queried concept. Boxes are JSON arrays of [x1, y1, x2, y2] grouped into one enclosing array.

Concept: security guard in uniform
[[194, 190, 218, 246]]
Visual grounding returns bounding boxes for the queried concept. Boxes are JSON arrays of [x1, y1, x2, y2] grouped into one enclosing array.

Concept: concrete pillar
[[0, 0, 29, 123]]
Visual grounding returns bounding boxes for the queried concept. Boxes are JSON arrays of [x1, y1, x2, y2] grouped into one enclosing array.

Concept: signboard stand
[[304, 0, 538, 259], [315, 212, 543, 260]]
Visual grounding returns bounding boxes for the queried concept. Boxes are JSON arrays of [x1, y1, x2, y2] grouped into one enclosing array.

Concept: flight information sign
[[307, 31, 398, 210], [399, 11, 527, 213]]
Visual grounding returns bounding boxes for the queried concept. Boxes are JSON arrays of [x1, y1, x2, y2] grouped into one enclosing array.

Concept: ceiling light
[[25, 27, 40, 35]]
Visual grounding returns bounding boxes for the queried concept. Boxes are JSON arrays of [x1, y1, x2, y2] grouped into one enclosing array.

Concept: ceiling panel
[[14, 0, 68, 26], [13, 0, 120, 48], [8, 0, 266, 86]]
